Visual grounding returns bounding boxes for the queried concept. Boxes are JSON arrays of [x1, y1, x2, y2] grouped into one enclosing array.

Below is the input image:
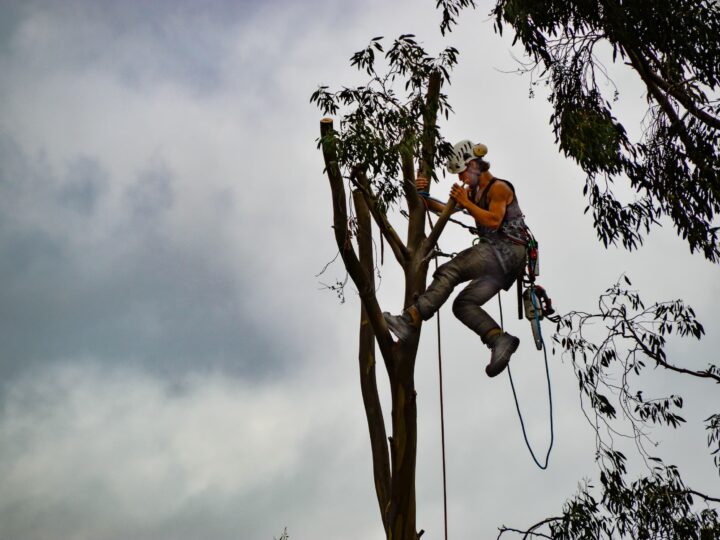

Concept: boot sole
[[383, 312, 412, 342], [485, 336, 520, 378]]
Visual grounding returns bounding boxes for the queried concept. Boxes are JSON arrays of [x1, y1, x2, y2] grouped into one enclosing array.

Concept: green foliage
[[311, 36, 458, 206], [440, 0, 720, 262], [707, 413, 720, 476], [533, 277, 720, 538], [553, 277, 712, 455], [431, 3, 720, 535], [313, 5, 720, 536], [436, 0, 476, 35], [549, 460, 720, 539], [497, 0, 720, 261]]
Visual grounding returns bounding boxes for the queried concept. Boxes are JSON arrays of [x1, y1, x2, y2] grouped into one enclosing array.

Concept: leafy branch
[[436, 0, 720, 262], [312, 36, 458, 210]]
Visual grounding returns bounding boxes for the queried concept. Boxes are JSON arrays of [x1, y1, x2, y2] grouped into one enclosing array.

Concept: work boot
[[485, 332, 520, 377], [383, 306, 420, 342]]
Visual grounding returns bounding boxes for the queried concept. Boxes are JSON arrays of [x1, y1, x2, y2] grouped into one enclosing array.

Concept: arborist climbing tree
[[313, 0, 720, 536], [384, 140, 533, 378], [384, 141, 556, 476], [314, 35, 479, 540], [434, 1, 720, 538], [314, 34, 556, 540]]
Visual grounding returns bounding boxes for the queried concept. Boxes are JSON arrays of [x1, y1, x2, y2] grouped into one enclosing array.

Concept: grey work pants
[[416, 240, 526, 341]]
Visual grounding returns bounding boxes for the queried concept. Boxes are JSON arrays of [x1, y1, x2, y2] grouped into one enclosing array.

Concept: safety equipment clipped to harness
[[517, 237, 557, 349], [523, 286, 555, 349]]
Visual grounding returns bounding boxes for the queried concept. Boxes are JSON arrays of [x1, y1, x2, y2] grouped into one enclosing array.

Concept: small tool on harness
[[517, 237, 558, 349], [523, 286, 556, 350], [533, 285, 555, 317]]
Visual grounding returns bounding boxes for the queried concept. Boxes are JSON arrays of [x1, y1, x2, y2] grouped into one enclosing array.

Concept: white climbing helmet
[[446, 139, 488, 174]]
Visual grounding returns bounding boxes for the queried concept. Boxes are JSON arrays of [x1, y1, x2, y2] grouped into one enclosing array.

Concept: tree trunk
[[318, 69, 451, 537], [388, 343, 421, 540]]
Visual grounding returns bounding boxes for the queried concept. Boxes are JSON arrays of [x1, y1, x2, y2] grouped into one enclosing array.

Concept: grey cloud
[[0, 366, 379, 540], [2, 0, 268, 96], [0, 135, 288, 388], [0, 134, 52, 218], [125, 157, 174, 218], [0, 136, 107, 220], [59, 156, 108, 215], [0, 2, 23, 55], [2, 0, 364, 100], [4, 1, 717, 539]]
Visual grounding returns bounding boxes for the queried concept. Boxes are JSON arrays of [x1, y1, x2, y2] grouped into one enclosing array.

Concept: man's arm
[[449, 181, 513, 230]]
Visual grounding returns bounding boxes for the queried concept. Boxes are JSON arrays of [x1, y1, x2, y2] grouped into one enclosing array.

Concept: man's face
[[458, 160, 480, 187]]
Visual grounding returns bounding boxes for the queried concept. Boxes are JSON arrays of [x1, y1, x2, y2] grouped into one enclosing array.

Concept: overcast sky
[[1, 1, 718, 539]]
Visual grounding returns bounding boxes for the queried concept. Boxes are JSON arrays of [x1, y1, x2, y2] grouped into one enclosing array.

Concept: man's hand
[[416, 173, 429, 192], [449, 183, 471, 208], [416, 172, 448, 214]]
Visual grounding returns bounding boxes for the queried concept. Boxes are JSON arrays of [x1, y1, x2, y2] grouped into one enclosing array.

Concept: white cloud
[[0, 0, 718, 539], [0, 362, 370, 539]]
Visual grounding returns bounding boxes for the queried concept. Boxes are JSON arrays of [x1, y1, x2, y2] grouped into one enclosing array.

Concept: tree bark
[[320, 118, 396, 371], [423, 200, 457, 260], [388, 346, 420, 540], [406, 71, 443, 253], [353, 169, 409, 265], [353, 189, 392, 532], [321, 118, 420, 539]]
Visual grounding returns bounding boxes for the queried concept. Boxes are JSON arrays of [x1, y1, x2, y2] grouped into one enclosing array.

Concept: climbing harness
[[520, 237, 558, 349]]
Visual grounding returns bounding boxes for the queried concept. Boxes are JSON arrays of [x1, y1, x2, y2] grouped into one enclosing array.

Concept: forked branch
[[353, 169, 410, 265], [320, 118, 396, 364], [423, 199, 457, 258], [623, 324, 720, 384]]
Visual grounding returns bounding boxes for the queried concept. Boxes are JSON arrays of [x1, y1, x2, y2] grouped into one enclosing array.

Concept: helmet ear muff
[[473, 143, 488, 158]]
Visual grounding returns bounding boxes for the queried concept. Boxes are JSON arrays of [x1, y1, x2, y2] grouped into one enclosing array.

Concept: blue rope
[[421, 198, 554, 470], [499, 289, 555, 470]]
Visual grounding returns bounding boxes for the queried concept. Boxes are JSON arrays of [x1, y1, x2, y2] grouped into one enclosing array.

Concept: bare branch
[[420, 71, 441, 182], [497, 516, 561, 539], [622, 324, 720, 384], [320, 118, 396, 363], [354, 190, 392, 532], [408, 71, 443, 251], [638, 57, 720, 130], [353, 169, 409, 265], [688, 489, 720, 504], [626, 48, 710, 172], [423, 199, 457, 258], [401, 141, 426, 252]]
